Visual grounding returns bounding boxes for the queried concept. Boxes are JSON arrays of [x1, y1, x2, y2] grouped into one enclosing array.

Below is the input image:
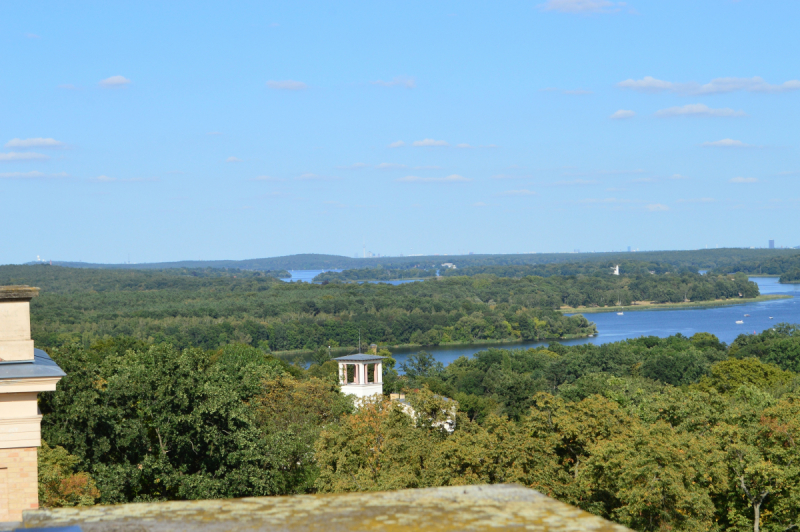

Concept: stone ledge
[[20, 484, 631, 532], [0, 286, 39, 302]]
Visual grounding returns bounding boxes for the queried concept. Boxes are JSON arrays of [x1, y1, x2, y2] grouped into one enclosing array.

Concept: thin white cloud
[[337, 163, 369, 170], [250, 175, 285, 181], [0, 171, 67, 179], [266, 80, 307, 91], [371, 76, 416, 89], [456, 143, 474, 149], [396, 174, 471, 183], [670, 174, 689, 180], [538, 0, 627, 13], [226, 156, 242, 163], [497, 189, 537, 196], [702, 139, 753, 148], [414, 165, 443, 170], [610, 109, 635, 119], [99, 75, 131, 88], [388, 141, 405, 148], [375, 163, 406, 170], [93, 175, 116, 182], [5, 138, 65, 149], [472, 202, 488, 207], [412, 138, 449, 147], [631, 177, 657, 183], [618, 76, 800, 95], [655, 104, 745, 117], [0, 152, 49, 162], [646, 203, 669, 212], [730, 177, 758, 183]]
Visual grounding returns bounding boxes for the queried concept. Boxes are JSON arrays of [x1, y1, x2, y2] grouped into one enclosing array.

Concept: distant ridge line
[[26, 248, 800, 272]]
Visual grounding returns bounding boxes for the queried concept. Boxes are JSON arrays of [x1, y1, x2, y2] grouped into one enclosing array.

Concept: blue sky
[[1, 0, 798, 264]]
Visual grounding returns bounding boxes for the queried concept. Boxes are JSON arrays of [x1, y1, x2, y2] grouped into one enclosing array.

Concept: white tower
[[334, 354, 385, 398]]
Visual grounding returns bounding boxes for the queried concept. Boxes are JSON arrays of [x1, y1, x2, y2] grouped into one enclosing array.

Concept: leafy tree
[[583, 422, 726, 532], [716, 394, 800, 532], [314, 398, 428, 492], [38, 440, 100, 507], [401, 351, 444, 379], [695, 359, 793, 395], [40, 340, 330, 502]]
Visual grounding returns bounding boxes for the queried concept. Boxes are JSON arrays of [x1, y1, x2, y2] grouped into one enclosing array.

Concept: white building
[[334, 353, 385, 399]]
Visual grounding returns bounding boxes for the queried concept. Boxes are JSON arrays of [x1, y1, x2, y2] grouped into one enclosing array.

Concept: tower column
[[0, 286, 65, 525]]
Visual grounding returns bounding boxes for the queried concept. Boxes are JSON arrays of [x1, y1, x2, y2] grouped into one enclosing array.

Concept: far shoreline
[[558, 294, 792, 314]]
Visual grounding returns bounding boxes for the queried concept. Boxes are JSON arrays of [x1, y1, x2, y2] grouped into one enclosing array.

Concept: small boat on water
[[770, 317, 774, 320], [744, 314, 750, 317], [617, 312, 624, 316], [736, 320, 744, 324]]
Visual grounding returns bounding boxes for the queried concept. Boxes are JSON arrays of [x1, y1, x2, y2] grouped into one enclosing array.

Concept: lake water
[[277, 273, 800, 369], [282, 269, 420, 285], [389, 277, 800, 369]]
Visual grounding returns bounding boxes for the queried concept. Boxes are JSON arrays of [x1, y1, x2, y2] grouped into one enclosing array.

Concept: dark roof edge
[[333, 353, 387, 362]]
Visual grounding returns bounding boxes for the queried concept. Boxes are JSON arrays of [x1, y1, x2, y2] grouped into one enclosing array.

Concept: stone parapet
[[0, 287, 39, 303], [19, 484, 631, 531]]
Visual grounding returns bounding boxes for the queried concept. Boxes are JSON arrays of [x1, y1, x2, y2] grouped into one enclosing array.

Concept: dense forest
[[314, 267, 438, 282], [2, 265, 594, 351], [0, 265, 758, 353], [315, 259, 686, 282], [39, 325, 800, 532], [708, 255, 800, 283]]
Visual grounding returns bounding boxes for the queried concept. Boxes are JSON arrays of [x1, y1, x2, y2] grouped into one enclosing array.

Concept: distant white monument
[[334, 353, 385, 398], [612, 265, 620, 276]]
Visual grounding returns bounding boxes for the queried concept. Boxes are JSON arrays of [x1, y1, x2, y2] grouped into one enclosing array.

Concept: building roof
[[333, 353, 386, 362], [0, 348, 66, 380]]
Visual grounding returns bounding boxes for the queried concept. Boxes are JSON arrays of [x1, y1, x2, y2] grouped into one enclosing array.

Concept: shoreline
[[558, 294, 791, 314]]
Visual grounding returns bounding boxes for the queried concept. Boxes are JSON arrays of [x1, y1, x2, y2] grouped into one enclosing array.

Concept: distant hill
[[38, 248, 800, 273]]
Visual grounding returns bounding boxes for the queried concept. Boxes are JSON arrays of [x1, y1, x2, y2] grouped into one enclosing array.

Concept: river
[[277, 273, 800, 369]]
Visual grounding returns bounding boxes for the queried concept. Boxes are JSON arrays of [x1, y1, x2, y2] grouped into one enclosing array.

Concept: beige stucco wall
[[0, 301, 32, 341], [0, 301, 34, 362], [0, 447, 38, 523]]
